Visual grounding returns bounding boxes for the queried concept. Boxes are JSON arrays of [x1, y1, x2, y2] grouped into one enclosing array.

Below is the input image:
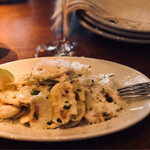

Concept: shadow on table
[[0, 0, 28, 5], [0, 43, 18, 64]]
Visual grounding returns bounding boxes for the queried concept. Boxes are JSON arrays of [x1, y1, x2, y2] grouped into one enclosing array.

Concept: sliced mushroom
[[31, 59, 71, 80], [50, 82, 77, 125], [30, 95, 52, 129]]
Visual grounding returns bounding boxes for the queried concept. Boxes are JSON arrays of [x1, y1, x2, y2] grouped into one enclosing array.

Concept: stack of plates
[[75, 0, 150, 44]]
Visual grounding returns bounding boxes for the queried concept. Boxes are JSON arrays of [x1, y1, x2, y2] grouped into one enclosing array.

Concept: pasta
[[0, 59, 126, 129]]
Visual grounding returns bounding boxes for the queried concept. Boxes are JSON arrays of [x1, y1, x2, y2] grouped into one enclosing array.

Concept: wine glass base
[[35, 41, 88, 57]]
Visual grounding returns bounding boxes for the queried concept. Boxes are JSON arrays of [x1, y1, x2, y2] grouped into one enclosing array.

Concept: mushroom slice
[[0, 102, 20, 119], [31, 59, 71, 80], [60, 101, 85, 128], [30, 95, 52, 129], [50, 82, 77, 125], [71, 100, 85, 122]]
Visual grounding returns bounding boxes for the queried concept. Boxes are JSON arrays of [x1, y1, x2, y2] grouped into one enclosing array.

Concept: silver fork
[[118, 82, 150, 99]]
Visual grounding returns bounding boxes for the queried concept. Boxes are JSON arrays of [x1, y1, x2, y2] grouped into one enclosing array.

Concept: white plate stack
[[53, 0, 150, 43]]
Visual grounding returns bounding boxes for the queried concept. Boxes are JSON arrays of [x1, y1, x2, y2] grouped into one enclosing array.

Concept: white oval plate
[[76, 12, 150, 44], [78, 11, 150, 39], [84, 0, 150, 32], [0, 57, 149, 142]]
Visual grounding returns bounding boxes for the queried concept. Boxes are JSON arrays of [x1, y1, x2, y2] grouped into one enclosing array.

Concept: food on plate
[[0, 59, 126, 129]]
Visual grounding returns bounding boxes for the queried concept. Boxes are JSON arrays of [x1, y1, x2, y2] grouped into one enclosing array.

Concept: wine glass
[[35, 0, 86, 57]]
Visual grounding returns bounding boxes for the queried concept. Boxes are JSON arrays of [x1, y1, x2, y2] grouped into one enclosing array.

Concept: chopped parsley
[[65, 90, 69, 94], [103, 112, 109, 117], [76, 89, 81, 92], [57, 118, 62, 123], [47, 121, 52, 125], [105, 93, 113, 103], [63, 104, 72, 110], [31, 90, 40, 95]]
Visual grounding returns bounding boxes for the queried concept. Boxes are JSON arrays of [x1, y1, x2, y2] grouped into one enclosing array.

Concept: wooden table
[[0, 0, 150, 149]]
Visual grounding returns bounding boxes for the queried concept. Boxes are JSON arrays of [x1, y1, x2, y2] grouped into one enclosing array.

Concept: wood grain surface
[[0, 0, 149, 149]]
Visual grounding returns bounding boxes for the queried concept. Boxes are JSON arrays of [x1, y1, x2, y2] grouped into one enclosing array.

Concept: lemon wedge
[[0, 68, 14, 90]]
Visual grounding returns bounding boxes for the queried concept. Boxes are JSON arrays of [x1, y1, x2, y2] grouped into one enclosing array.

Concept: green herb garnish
[[47, 121, 52, 125], [103, 112, 109, 117], [63, 104, 72, 110], [31, 90, 40, 95], [105, 93, 113, 103], [76, 89, 81, 92], [65, 90, 69, 94], [57, 118, 62, 123]]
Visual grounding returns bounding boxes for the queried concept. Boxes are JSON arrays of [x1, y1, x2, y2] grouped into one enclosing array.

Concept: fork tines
[[118, 82, 150, 99]]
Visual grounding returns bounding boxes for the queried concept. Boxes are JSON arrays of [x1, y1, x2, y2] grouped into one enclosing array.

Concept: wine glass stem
[[62, 0, 67, 42]]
